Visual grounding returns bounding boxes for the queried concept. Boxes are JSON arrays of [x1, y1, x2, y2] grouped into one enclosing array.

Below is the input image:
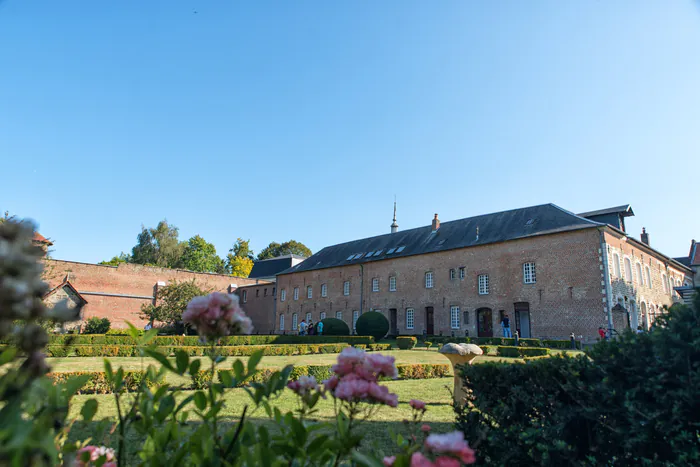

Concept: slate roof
[[577, 205, 634, 218], [674, 257, 691, 267], [279, 203, 602, 275], [249, 255, 307, 279]]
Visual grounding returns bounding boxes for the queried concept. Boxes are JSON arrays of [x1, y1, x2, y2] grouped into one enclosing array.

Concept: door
[[514, 302, 531, 338], [389, 309, 398, 336], [476, 308, 493, 337], [425, 307, 434, 335]]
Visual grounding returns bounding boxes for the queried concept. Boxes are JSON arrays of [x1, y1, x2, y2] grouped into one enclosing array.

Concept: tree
[[256, 240, 311, 260], [98, 252, 131, 266], [140, 279, 211, 327], [226, 255, 253, 277], [231, 238, 254, 260], [180, 235, 225, 273], [131, 220, 185, 268]]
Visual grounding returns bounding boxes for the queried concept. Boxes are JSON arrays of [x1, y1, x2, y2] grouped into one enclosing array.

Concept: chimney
[[641, 227, 650, 246], [431, 213, 440, 232]]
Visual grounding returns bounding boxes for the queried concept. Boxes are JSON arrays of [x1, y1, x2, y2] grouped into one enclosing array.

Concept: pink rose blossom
[[409, 399, 426, 411], [425, 431, 476, 464], [434, 457, 461, 467], [75, 445, 116, 467], [183, 292, 253, 340], [325, 348, 399, 407], [410, 452, 434, 467], [383, 456, 396, 466], [287, 375, 319, 397], [421, 424, 432, 432]]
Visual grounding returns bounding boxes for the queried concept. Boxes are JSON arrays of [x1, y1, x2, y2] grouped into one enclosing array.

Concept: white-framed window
[[242, 290, 247, 303], [624, 258, 632, 282], [523, 262, 536, 284], [292, 313, 298, 331], [425, 272, 434, 288], [478, 274, 489, 295], [406, 308, 414, 329], [459, 267, 465, 280], [279, 314, 284, 331], [293, 287, 299, 300], [635, 263, 643, 285], [645, 266, 652, 288], [343, 281, 350, 296], [450, 306, 460, 329], [662, 274, 668, 292], [336, 311, 343, 320], [321, 284, 327, 297], [280, 289, 286, 302], [306, 312, 312, 322], [320, 312, 326, 320], [389, 276, 396, 292], [353, 310, 359, 331], [372, 278, 379, 292], [613, 253, 621, 277], [449, 269, 456, 280], [307, 286, 313, 299]]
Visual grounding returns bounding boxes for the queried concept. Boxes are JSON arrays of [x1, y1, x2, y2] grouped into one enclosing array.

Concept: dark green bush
[[456, 290, 700, 466], [496, 346, 520, 358], [45, 345, 71, 357], [396, 336, 417, 349], [541, 339, 582, 349], [82, 317, 111, 334], [517, 338, 543, 347], [354, 311, 390, 342], [497, 346, 550, 358], [317, 318, 350, 336]]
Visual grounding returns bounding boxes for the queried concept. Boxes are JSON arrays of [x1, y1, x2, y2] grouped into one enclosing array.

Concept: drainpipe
[[599, 229, 614, 332], [359, 264, 364, 315]]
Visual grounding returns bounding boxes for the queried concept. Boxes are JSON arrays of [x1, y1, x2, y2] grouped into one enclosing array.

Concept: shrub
[[317, 318, 350, 336], [82, 317, 111, 334], [480, 345, 497, 356], [456, 293, 700, 466], [355, 311, 390, 342], [518, 347, 549, 357], [517, 338, 542, 347], [46, 371, 162, 394], [424, 341, 433, 350], [397, 336, 417, 350], [496, 346, 521, 358], [45, 345, 71, 357], [542, 339, 582, 349]]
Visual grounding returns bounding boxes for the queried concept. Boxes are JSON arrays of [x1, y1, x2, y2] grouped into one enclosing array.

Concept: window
[[636, 263, 643, 285], [264, 288, 267, 297], [396, 246, 405, 253], [373, 250, 383, 256], [336, 311, 343, 320], [347, 254, 355, 261], [450, 306, 460, 329], [372, 278, 379, 292], [366, 251, 374, 257], [307, 286, 313, 299], [306, 312, 312, 322], [279, 314, 284, 331], [425, 272, 434, 288], [645, 267, 652, 288], [321, 284, 327, 297], [387, 248, 396, 254], [406, 308, 414, 329], [662, 274, 668, 292], [478, 274, 489, 295], [293, 287, 299, 300], [449, 269, 456, 280], [523, 262, 536, 284], [256, 289, 259, 297], [389, 276, 396, 292], [613, 253, 621, 277], [353, 311, 359, 331], [280, 289, 286, 301], [459, 267, 465, 279], [242, 290, 247, 303], [320, 312, 326, 320], [624, 258, 632, 282], [272, 287, 276, 296], [343, 281, 350, 296], [292, 313, 298, 331]]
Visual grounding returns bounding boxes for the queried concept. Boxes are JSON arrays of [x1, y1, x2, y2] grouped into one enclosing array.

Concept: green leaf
[[247, 350, 264, 374], [103, 359, 114, 383], [125, 321, 141, 340], [220, 370, 234, 387], [189, 359, 201, 376], [140, 328, 158, 346], [143, 348, 176, 372], [81, 399, 99, 422], [0, 346, 17, 365], [175, 350, 189, 375], [352, 451, 389, 467], [233, 359, 245, 381], [194, 391, 207, 411], [156, 394, 176, 422]]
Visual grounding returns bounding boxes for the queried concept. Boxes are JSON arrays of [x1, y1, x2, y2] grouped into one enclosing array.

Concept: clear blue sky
[[1, 1, 699, 262]]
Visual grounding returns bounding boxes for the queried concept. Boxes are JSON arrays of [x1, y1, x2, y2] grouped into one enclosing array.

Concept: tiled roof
[[33, 232, 53, 245]]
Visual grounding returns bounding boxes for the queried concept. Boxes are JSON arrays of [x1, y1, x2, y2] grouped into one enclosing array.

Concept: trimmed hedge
[[355, 312, 390, 342], [317, 318, 350, 336], [45, 334, 374, 346], [397, 337, 417, 350], [404, 336, 578, 349], [541, 339, 582, 350], [46, 371, 163, 394], [496, 346, 550, 358]]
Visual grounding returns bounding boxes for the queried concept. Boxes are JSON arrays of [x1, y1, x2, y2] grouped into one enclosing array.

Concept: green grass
[[67, 378, 456, 465]]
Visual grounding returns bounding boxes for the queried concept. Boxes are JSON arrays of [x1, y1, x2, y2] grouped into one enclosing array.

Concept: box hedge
[[396, 336, 417, 349], [496, 346, 550, 358], [45, 334, 374, 346]]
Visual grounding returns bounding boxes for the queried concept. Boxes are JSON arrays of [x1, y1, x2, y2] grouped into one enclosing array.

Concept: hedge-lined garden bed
[[399, 336, 580, 349], [47, 362, 452, 394], [38, 334, 376, 346], [43, 343, 392, 358]]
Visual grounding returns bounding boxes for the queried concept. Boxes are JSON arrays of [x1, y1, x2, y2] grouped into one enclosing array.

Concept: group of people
[[298, 319, 323, 336]]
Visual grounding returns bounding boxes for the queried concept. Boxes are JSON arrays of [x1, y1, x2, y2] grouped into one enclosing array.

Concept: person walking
[[317, 320, 324, 335], [299, 319, 307, 336], [501, 314, 512, 338], [308, 320, 315, 336], [598, 327, 606, 340]]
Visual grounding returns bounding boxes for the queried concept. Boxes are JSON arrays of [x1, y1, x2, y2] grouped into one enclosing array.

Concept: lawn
[[67, 377, 456, 465]]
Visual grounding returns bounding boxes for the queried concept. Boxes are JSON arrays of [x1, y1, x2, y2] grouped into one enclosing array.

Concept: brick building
[[275, 204, 694, 342]]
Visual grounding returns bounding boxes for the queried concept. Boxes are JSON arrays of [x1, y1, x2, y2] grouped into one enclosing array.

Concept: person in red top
[[598, 327, 606, 340]]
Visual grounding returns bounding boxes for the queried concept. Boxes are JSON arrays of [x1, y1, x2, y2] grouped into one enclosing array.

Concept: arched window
[[662, 274, 668, 292], [292, 313, 298, 331], [279, 314, 285, 331], [635, 263, 643, 285], [624, 258, 633, 282], [645, 266, 652, 288], [613, 254, 621, 277]]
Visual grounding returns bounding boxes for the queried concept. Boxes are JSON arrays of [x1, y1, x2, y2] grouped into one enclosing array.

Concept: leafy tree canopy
[[226, 255, 254, 277], [98, 252, 131, 266], [181, 235, 225, 273], [140, 279, 211, 327], [256, 240, 311, 260], [231, 238, 254, 260], [131, 220, 185, 268]]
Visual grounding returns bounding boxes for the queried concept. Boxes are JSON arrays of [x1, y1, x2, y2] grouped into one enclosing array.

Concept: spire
[[390, 198, 398, 233]]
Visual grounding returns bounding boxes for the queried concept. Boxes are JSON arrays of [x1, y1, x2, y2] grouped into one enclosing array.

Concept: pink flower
[[425, 431, 476, 464], [75, 446, 116, 467], [287, 375, 319, 397], [409, 399, 426, 411], [434, 457, 460, 467], [183, 292, 253, 340], [365, 353, 399, 378], [323, 375, 339, 390], [421, 424, 432, 433], [410, 452, 435, 467], [326, 348, 399, 407], [383, 456, 396, 466]]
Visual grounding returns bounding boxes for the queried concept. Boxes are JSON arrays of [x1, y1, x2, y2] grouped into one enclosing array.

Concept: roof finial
[[390, 197, 398, 233]]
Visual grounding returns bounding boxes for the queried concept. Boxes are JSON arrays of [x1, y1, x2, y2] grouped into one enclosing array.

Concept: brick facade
[[235, 283, 277, 334], [42, 260, 269, 328], [276, 228, 614, 342]]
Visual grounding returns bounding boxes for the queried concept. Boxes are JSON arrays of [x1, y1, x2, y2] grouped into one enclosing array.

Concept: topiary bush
[[397, 336, 417, 349], [83, 317, 111, 334], [354, 311, 390, 342], [318, 318, 350, 336]]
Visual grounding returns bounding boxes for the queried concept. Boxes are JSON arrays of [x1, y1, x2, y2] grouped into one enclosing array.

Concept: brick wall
[[276, 228, 607, 341], [235, 283, 277, 334], [42, 260, 269, 328]]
